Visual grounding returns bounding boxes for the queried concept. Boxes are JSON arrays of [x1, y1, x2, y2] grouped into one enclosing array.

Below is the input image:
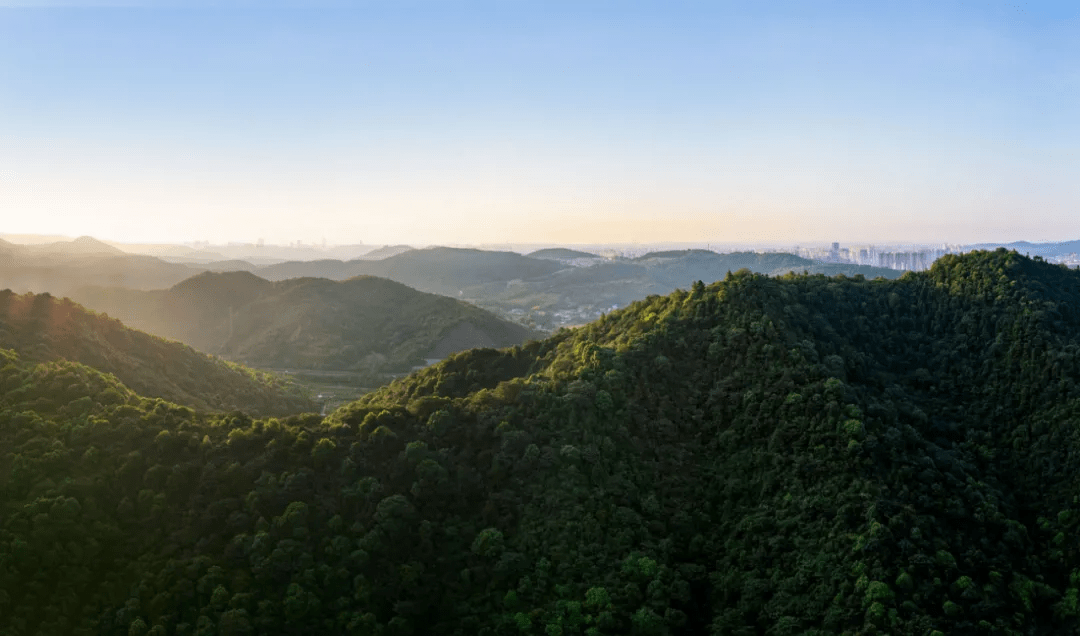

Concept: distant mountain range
[[71, 271, 543, 373], [0, 235, 125, 256], [250, 247, 566, 294], [0, 236, 202, 295], [457, 249, 903, 328], [21, 234, 1080, 333], [2, 238, 909, 332]]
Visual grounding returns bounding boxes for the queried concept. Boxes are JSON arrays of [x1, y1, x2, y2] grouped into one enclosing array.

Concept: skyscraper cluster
[[797, 244, 961, 271]]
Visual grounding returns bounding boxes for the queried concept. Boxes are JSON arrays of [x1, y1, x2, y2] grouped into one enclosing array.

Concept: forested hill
[[7, 250, 1080, 634], [72, 272, 542, 372], [0, 290, 312, 415]]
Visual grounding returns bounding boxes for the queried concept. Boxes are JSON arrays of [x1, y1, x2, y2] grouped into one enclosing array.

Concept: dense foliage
[[0, 290, 312, 415], [3, 250, 1080, 635]]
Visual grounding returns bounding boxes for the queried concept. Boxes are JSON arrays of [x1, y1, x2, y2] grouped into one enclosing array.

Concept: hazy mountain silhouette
[[354, 244, 414, 260], [528, 247, 601, 259], [0, 238, 203, 296], [72, 271, 542, 372], [973, 239, 1080, 258]]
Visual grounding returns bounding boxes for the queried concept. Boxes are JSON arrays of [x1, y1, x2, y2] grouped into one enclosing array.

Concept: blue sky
[[1, 1, 1077, 246]]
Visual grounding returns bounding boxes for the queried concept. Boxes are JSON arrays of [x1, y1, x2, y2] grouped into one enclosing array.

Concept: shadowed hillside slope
[[0, 290, 312, 414], [5, 250, 1080, 634]]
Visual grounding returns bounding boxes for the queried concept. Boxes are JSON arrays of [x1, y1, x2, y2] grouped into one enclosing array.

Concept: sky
[[1, 0, 1078, 247]]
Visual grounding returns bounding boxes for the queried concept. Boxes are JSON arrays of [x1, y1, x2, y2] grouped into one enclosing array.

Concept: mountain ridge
[[6, 250, 1080, 633]]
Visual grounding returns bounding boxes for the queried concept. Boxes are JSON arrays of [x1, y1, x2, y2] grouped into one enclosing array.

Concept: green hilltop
[[4, 250, 1080, 634]]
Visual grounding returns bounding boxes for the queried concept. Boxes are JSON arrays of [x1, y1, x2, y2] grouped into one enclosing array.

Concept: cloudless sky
[[1, 1, 1078, 246]]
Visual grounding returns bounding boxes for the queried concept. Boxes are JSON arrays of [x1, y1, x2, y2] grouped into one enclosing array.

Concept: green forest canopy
[[3, 250, 1080, 635]]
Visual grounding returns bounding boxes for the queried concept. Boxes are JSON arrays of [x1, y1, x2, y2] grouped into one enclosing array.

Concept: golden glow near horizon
[[3, 128, 1071, 247], [2, 3, 1078, 246]]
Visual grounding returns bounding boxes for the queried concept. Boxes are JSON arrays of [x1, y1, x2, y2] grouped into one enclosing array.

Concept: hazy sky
[[1, 1, 1078, 246]]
